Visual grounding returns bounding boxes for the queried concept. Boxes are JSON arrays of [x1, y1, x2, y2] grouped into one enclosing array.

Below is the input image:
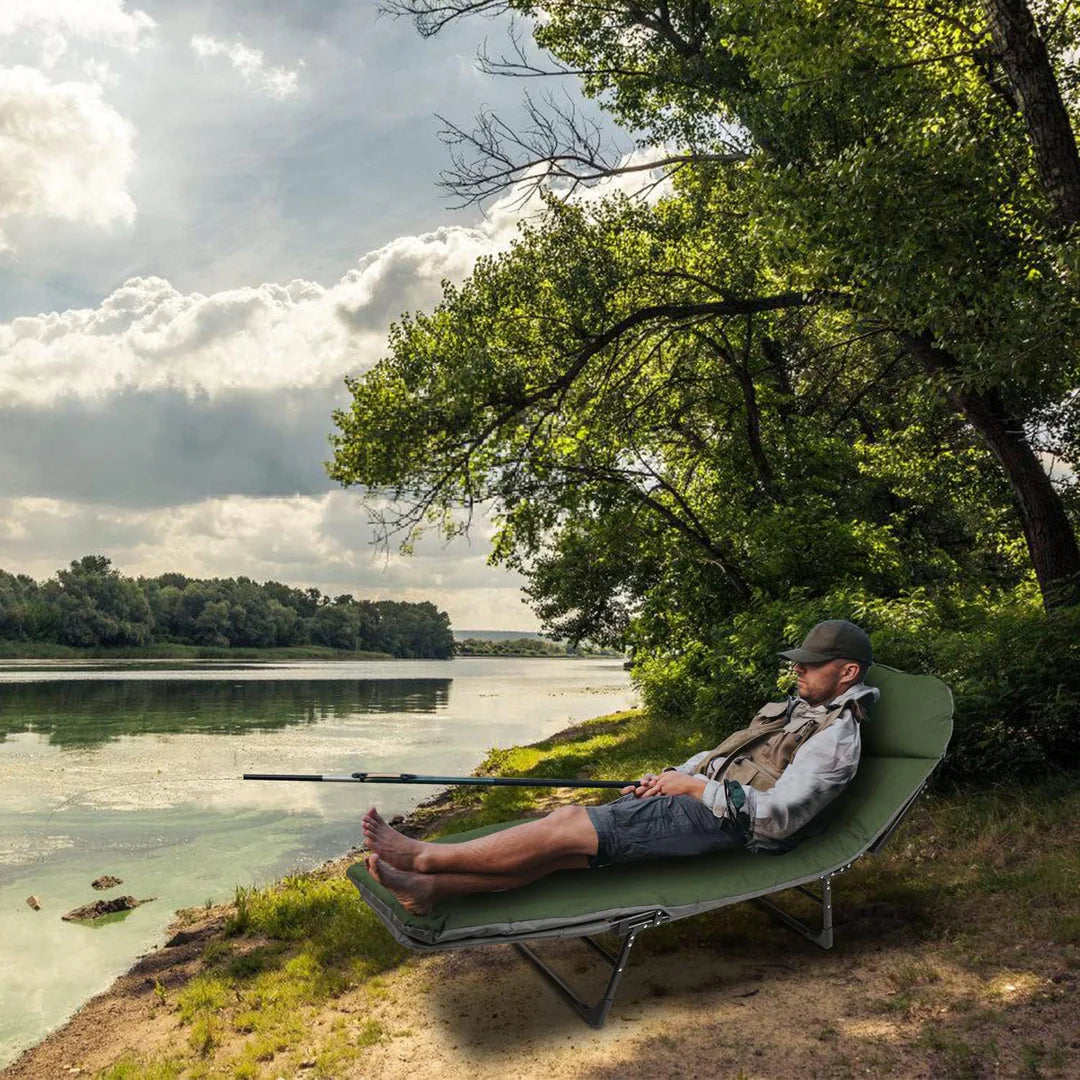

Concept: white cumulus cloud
[[191, 35, 301, 101], [0, 196, 529, 404], [0, 64, 136, 251], [0, 159, 662, 402], [0, 0, 154, 55]]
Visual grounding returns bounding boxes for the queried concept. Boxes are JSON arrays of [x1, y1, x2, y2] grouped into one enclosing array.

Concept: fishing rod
[[243, 771, 635, 789]]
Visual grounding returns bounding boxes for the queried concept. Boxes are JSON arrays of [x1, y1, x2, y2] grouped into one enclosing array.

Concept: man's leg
[[365, 852, 589, 915], [362, 804, 599, 875]]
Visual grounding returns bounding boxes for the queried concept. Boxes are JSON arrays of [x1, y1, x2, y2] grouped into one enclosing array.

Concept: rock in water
[[62, 896, 154, 922], [26, 895, 41, 911], [91, 875, 123, 890]]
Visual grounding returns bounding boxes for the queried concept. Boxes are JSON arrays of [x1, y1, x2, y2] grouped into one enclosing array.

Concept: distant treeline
[[455, 636, 566, 656], [0, 556, 454, 658], [455, 636, 621, 657]]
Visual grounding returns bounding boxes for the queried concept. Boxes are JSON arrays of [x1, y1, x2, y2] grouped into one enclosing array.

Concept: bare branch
[[380, 0, 511, 38], [438, 90, 749, 208]]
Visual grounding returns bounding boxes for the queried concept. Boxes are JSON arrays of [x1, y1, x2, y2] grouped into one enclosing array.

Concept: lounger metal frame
[[511, 779, 930, 1027], [514, 910, 670, 1027], [348, 667, 952, 1030]]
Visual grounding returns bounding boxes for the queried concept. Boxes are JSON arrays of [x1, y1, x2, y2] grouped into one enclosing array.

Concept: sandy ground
[[4, 860, 1077, 1080], [4, 782, 1078, 1079]]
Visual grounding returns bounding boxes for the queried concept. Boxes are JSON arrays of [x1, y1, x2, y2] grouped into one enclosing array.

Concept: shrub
[[632, 584, 1080, 787]]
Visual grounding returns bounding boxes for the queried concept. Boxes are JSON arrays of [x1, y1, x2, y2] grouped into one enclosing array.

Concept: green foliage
[[0, 558, 454, 658], [331, 186, 1035, 635], [456, 635, 564, 655], [329, 0, 1080, 773], [635, 586, 1080, 785], [453, 635, 617, 656], [51, 555, 153, 648]]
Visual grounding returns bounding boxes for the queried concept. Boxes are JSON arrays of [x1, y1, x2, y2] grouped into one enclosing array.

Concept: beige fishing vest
[[699, 697, 864, 793]]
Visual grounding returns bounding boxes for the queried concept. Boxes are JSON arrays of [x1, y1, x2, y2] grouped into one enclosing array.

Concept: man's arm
[[670, 750, 711, 776], [728, 714, 861, 846]]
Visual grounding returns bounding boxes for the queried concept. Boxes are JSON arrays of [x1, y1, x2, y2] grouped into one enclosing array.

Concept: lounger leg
[[513, 912, 664, 1028], [754, 874, 834, 949]]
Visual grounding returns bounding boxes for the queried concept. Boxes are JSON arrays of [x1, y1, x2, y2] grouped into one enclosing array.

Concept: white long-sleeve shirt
[[671, 683, 879, 852]]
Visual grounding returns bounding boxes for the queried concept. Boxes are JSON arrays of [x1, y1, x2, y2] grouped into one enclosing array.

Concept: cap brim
[[778, 647, 832, 663]]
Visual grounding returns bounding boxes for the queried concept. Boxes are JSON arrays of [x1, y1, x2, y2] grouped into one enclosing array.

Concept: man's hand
[[621, 772, 707, 799], [621, 773, 658, 796]]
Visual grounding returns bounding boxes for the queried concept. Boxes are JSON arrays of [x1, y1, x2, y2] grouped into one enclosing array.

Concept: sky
[[0, 0, 626, 630]]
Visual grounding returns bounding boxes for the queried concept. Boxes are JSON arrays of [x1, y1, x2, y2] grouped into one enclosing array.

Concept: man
[[363, 619, 877, 914]]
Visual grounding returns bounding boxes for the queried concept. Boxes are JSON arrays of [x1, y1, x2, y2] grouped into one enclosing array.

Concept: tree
[[330, 187, 1028, 646], [50, 556, 153, 647], [0, 571, 46, 640], [310, 603, 362, 651], [368, 0, 1080, 610]]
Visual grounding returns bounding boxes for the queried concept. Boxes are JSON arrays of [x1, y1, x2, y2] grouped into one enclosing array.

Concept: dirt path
[[4, 857, 1076, 1079], [5, 772, 1078, 1080]]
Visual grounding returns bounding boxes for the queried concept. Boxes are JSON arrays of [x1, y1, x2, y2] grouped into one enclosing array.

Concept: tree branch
[[438, 92, 748, 208]]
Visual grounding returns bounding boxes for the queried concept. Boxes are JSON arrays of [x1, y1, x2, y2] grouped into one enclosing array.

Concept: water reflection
[[0, 679, 451, 747], [0, 659, 637, 1069]]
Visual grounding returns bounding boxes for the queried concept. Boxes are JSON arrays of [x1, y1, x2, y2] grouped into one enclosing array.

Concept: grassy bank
[[0, 642, 394, 661], [60, 705, 1078, 1079]]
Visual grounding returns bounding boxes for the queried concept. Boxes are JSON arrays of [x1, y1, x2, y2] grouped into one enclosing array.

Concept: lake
[[0, 657, 637, 1068]]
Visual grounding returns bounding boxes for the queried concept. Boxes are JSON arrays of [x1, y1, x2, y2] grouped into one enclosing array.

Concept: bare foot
[[365, 853, 436, 916], [361, 807, 425, 870]]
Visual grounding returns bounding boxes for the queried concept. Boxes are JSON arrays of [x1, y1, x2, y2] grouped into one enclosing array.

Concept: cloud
[[0, 155, 659, 404], [191, 35, 301, 101], [0, 195, 530, 406], [0, 0, 154, 55], [0, 192, 533, 508], [0, 169, 664, 619], [0, 386, 339, 507], [0, 491, 537, 628], [0, 166, 670, 508], [0, 64, 136, 250]]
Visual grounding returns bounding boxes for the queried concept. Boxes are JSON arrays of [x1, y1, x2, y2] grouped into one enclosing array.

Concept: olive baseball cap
[[778, 619, 873, 666]]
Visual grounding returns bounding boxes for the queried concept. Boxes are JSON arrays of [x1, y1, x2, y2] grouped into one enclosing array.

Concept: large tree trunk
[[904, 332, 1080, 610], [982, 0, 1080, 230]]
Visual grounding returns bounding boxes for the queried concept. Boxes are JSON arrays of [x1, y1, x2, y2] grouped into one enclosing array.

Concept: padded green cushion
[[348, 666, 952, 948], [863, 664, 953, 759]]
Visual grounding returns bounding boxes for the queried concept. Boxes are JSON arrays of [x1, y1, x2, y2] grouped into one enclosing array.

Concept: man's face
[[793, 659, 856, 706]]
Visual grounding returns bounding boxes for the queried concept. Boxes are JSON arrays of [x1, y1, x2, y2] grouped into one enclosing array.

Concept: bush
[[632, 585, 1080, 788]]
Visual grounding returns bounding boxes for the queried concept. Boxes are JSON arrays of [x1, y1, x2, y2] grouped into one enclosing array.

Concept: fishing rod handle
[[243, 773, 367, 782]]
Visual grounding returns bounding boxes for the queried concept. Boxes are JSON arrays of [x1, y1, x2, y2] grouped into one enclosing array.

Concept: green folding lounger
[[347, 664, 953, 1027]]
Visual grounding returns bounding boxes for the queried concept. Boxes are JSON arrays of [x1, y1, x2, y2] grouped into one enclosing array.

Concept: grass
[[915, 1026, 981, 1079], [88, 707, 1080, 1078], [413, 707, 705, 838], [98, 872, 408, 1079]]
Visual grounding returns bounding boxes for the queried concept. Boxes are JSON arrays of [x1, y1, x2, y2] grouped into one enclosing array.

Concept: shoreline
[[5, 715, 1078, 1079], [0, 734, 550, 1079], [0, 646, 618, 662]]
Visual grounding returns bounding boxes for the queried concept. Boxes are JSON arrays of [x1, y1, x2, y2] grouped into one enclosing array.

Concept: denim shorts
[[585, 793, 743, 868]]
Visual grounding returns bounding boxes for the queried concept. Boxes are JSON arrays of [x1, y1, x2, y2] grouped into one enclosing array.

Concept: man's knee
[[544, 804, 597, 854]]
